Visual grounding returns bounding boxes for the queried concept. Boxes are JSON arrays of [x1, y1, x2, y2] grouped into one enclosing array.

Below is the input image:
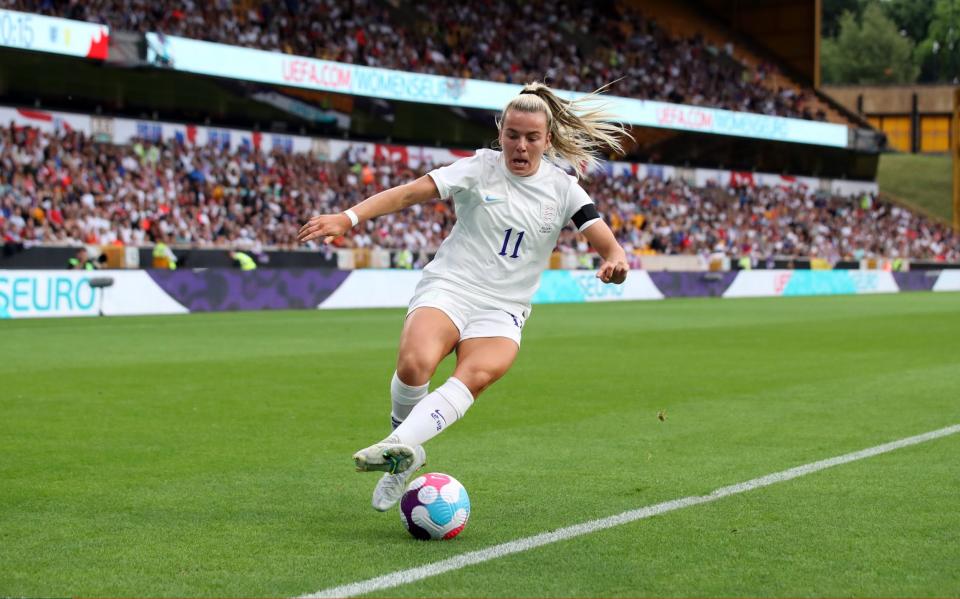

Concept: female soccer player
[[298, 82, 630, 511]]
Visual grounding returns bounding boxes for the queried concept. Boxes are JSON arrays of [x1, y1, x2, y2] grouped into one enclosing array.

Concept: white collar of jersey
[[499, 152, 548, 182]]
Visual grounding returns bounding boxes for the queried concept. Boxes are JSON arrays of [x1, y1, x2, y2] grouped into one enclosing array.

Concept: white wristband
[[344, 208, 359, 227]]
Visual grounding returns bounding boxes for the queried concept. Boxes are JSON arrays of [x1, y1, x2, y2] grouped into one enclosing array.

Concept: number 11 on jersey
[[498, 228, 525, 259]]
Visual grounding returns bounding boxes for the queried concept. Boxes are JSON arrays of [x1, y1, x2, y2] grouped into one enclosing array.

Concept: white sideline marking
[[304, 424, 960, 599]]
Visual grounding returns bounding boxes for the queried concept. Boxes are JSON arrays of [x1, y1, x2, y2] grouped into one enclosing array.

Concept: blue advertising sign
[[0, 273, 97, 318]]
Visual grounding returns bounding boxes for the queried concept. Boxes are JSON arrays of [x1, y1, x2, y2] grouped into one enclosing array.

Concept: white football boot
[[370, 444, 426, 511], [352, 436, 417, 473]]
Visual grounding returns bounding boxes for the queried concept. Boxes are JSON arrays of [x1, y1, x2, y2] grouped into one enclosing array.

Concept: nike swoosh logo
[[483, 195, 502, 203]]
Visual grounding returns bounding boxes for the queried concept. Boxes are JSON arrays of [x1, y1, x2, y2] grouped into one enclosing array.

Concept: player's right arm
[[297, 175, 439, 244]]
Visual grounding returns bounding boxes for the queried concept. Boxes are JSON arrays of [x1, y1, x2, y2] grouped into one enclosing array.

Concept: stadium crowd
[[8, 0, 824, 120], [2, 125, 957, 264]]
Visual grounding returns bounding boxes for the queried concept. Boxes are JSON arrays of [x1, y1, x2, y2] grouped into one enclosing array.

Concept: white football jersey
[[422, 149, 598, 315]]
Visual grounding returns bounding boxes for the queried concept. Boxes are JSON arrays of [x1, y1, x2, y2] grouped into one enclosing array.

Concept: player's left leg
[[450, 337, 519, 398], [448, 306, 523, 398], [389, 336, 519, 449]]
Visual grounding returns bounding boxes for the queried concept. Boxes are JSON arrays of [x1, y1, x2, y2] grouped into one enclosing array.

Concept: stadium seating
[[10, 0, 835, 121], [624, 0, 846, 123], [1, 125, 956, 263]]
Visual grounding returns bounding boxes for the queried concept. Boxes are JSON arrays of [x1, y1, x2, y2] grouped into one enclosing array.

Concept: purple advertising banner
[[892, 271, 939, 292], [141, 269, 941, 315], [148, 268, 349, 311], [648, 271, 738, 298]]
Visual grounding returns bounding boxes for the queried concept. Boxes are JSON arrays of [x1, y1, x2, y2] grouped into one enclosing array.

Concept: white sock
[[390, 371, 429, 430], [392, 377, 474, 447]]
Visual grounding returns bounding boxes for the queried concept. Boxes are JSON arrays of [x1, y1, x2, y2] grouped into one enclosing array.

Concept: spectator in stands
[[151, 236, 178, 269], [297, 82, 631, 513], [67, 247, 97, 270], [229, 250, 258, 271]]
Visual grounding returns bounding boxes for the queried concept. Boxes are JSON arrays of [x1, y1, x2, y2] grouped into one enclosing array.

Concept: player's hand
[[297, 213, 352, 244], [596, 257, 628, 285]]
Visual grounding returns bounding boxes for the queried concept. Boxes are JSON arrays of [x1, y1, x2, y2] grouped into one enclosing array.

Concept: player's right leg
[[356, 306, 460, 510]]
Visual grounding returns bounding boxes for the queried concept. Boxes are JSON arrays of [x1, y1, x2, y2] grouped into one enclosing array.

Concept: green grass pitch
[[1, 293, 959, 597]]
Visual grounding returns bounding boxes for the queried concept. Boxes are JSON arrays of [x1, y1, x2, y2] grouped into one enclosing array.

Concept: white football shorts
[[406, 285, 525, 347]]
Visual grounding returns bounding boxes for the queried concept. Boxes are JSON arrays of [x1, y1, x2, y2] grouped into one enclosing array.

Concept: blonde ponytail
[[496, 81, 631, 179]]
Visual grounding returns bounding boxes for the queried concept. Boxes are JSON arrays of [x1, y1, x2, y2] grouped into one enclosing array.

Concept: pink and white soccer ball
[[399, 472, 470, 540]]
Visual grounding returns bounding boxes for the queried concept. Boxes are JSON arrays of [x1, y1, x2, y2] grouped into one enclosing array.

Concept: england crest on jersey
[[539, 201, 557, 234]]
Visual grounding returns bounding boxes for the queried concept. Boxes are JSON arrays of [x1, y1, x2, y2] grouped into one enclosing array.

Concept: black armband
[[571, 204, 600, 230]]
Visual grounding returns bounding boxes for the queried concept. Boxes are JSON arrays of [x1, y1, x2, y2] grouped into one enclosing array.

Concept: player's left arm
[[581, 219, 629, 285]]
